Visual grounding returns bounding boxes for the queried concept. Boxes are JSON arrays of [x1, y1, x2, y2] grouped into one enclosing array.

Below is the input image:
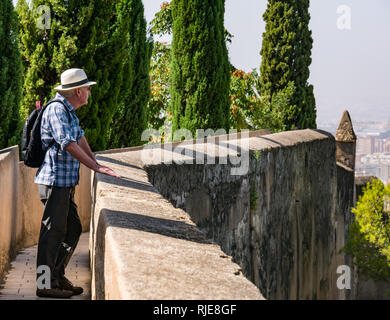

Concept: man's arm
[[78, 135, 96, 164], [65, 142, 120, 178]]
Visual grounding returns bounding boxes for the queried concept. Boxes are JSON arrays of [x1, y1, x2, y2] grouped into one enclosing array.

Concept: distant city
[[318, 118, 390, 185]]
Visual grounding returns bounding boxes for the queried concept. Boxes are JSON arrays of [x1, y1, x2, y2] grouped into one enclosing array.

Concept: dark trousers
[[36, 184, 82, 288]]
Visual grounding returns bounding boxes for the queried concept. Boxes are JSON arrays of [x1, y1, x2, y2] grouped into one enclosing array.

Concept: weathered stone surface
[[335, 111, 357, 170], [335, 110, 356, 142], [335, 163, 355, 300], [146, 129, 347, 299], [0, 147, 19, 282], [353, 276, 390, 300], [90, 150, 264, 300], [88, 129, 357, 300]]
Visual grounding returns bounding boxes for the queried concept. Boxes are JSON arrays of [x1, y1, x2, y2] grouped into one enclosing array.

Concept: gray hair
[[58, 89, 76, 98]]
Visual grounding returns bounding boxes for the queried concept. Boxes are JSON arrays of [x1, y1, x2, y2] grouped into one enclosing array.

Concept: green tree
[[230, 68, 295, 133], [108, 0, 153, 148], [252, 80, 295, 132], [260, 0, 316, 130], [344, 179, 390, 281], [0, 0, 23, 149], [170, 0, 231, 139], [148, 41, 171, 131], [147, 2, 173, 142], [151, 1, 172, 37], [16, 0, 129, 151], [229, 69, 255, 131], [149, 1, 234, 140]]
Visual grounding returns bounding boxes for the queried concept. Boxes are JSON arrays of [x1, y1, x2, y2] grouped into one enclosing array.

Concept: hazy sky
[[143, 0, 390, 124], [14, 0, 390, 124]]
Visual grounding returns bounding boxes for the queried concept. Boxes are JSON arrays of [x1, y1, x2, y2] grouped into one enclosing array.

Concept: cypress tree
[[0, 0, 22, 149], [170, 0, 230, 138], [259, 0, 316, 130], [108, 0, 152, 148], [16, 0, 127, 151]]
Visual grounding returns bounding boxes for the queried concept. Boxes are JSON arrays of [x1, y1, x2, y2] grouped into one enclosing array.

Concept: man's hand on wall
[[65, 142, 120, 179], [96, 164, 121, 179]]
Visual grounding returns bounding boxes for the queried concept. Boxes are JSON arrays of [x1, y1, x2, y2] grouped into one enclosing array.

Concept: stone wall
[[90, 149, 264, 300], [146, 129, 352, 299], [0, 145, 92, 282], [0, 147, 20, 279], [333, 163, 355, 300], [4, 126, 387, 299]]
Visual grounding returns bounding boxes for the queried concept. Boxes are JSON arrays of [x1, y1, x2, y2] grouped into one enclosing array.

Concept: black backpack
[[21, 99, 69, 168]]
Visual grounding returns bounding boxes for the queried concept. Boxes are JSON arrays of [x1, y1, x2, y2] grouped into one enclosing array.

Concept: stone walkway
[[0, 232, 91, 300]]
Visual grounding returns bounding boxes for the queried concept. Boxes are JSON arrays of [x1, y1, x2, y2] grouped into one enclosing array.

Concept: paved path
[[0, 233, 91, 300]]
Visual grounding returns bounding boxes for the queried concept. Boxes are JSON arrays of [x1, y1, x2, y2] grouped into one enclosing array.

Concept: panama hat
[[55, 68, 96, 91]]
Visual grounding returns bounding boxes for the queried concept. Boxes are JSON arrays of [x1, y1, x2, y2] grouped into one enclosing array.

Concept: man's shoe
[[58, 276, 84, 296], [36, 288, 73, 299]]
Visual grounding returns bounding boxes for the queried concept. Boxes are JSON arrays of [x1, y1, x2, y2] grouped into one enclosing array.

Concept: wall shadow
[[100, 209, 212, 245], [97, 173, 159, 195], [96, 155, 143, 171]]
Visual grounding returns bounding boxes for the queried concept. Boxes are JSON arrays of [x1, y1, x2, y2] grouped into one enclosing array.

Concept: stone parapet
[[90, 149, 264, 300], [90, 129, 355, 300], [0, 147, 20, 280], [146, 129, 342, 299]]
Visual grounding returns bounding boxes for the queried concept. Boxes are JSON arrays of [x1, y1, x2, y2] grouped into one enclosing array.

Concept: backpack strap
[[43, 99, 72, 122], [42, 99, 72, 153]]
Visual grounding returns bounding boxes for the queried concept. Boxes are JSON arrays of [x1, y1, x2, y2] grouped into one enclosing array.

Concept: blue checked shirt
[[34, 93, 85, 187]]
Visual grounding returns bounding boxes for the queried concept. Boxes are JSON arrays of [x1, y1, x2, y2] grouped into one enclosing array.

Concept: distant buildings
[[319, 119, 390, 185], [355, 125, 390, 185]]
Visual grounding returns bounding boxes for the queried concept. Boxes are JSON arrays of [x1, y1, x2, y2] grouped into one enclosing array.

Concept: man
[[35, 68, 120, 298]]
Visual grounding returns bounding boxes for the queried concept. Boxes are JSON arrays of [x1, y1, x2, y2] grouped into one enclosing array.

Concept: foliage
[[146, 2, 173, 140], [151, 1, 232, 43], [0, 0, 23, 149], [16, 0, 151, 151], [151, 1, 172, 36], [229, 69, 259, 131], [170, 0, 231, 139], [150, 1, 234, 139], [251, 81, 296, 133], [259, 0, 316, 130], [150, 1, 297, 135], [16, 0, 120, 151], [343, 179, 390, 281], [229, 68, 295, 133], [147, 41, 171, 130], [108, 0, 153, 148]]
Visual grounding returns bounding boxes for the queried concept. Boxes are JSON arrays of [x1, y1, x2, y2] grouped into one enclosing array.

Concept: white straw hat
[[55, 68, 96, 91]]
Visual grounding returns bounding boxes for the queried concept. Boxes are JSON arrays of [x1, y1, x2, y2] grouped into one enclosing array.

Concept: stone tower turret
[[335, 110, 357, 170]]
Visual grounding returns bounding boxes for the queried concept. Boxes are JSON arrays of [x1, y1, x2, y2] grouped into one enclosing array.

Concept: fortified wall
[[89, 126, 354, 299], [1, 112, 389, 299], [144, 129, 348, 299]]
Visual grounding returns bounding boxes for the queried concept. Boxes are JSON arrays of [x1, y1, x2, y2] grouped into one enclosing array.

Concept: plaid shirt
[[34, 93, 85, 187]]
